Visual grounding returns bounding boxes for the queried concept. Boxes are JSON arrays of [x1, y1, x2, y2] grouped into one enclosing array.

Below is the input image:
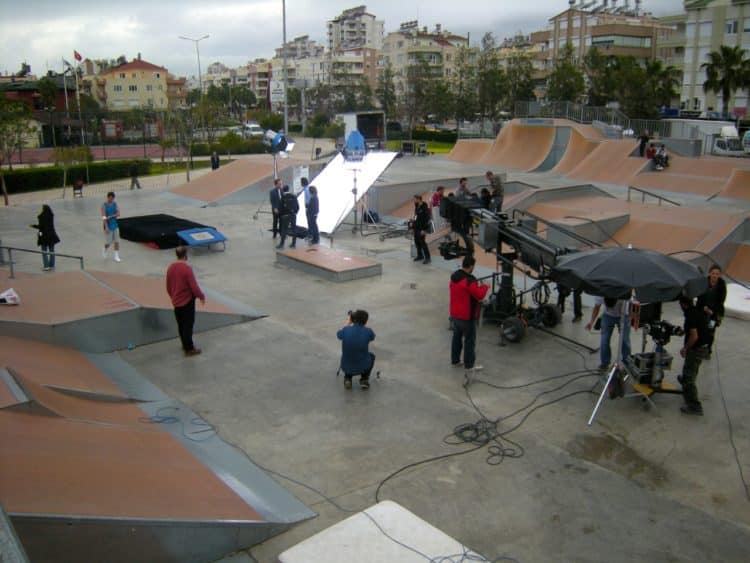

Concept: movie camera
[[627, 302, 684, 387], [439, 197, 598, 343]]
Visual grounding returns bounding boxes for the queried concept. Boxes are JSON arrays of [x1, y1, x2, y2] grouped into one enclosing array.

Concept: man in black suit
[[269, 178, 283, 238]]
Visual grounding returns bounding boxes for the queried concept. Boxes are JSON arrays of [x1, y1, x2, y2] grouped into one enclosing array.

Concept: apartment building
[[380, 21, 469, 97], [327, 5, 384, 51], [97, 56, 173, 110], [275, 35, 325, 60], [528, 1, 674, 97], [681, 0, 750, 114]]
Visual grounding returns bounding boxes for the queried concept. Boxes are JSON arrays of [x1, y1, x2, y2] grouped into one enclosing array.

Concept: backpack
[[281, 193, 299, 215]]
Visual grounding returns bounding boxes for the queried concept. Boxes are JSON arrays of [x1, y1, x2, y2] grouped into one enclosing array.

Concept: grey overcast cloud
[[0, 0, 683, 77]]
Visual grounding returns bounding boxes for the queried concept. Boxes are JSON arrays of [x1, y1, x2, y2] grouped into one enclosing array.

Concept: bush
[[288, 123, 303, 133], [409, 129, 458, 143], [2, 159, 151, 194]]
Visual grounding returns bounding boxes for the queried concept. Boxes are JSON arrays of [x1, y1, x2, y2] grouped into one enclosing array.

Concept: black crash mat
[[118, 214, 213, 249]]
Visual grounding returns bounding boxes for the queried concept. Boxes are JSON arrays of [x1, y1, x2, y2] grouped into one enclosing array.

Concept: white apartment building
[[681, 0, 750, 114]]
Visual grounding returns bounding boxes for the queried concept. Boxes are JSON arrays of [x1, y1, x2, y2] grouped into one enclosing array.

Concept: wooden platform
[[276, 246, 382, 282]]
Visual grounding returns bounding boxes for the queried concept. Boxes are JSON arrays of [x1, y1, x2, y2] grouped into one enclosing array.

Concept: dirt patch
[[568, 433, 668, 489]]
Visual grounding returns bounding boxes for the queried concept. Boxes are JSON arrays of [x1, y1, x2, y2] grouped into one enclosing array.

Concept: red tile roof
[[107, 59, 167, 74]]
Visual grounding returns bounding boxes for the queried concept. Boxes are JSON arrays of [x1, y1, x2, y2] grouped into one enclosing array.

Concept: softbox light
[[295, 151, 397, 234]]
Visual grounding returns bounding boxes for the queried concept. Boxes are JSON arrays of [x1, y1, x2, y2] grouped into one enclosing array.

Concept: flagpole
[[61, 58, 71, 140]]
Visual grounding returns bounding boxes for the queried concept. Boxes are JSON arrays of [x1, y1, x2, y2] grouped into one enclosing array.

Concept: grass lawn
[[385, 140, 455, 154]]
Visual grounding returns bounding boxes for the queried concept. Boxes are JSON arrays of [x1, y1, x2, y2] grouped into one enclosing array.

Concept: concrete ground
[[1, 155, 749, 563]]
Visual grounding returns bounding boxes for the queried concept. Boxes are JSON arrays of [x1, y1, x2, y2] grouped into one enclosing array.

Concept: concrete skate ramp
[[631, 173, 725, 198], [551, 128, 599, 175], [479, 122, 556, 171], [0, 271, 263, 353], [169, 156, 298, 203], [567, 139, 645, 184], [716, 169, 750, 201], [0, 336, 314, 563], [445, 139, 492, 164], [726, 245, 750, 282]]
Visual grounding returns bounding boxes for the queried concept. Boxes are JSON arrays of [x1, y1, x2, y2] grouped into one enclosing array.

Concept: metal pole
[[282, 0, 289, 134]]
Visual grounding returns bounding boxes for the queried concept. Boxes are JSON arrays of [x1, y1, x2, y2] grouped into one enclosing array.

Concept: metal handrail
[[0, 246, 85, 279], [627, 185, 681, 207]]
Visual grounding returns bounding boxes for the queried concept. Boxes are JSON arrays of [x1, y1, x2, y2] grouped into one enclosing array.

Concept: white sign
[[269, 80, 285, 103]]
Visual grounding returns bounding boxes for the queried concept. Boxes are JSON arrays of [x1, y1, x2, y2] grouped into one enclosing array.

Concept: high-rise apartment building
[[327, 6, 384, 52]]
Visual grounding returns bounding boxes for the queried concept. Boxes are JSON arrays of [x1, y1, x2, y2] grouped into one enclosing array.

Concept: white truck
[[335, 111, 386, 150], [743, 130, 750, 155], [710, 126, 745, 157]]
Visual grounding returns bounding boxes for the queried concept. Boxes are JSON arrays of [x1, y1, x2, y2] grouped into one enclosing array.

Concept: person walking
[[431, 186, 446, 229], [101, 191, 122, 262], [486, 170, 504, 212], [30, 204, 60, 271], [166, 246, 206, 357], [586, 297, 631, 371], [677, 295, 710, 415], [129, 161, 142, 190], [412, 194, 431, 264], [337, 309, 376, 390], [276, 185, 299, 249], [269, 178, 283, 239], [307, 185, 320, 245], [210, 151, 220, 170], [556, 283, 583, 322], [696, 264, 727, 356], [450, 256, 489, 371]]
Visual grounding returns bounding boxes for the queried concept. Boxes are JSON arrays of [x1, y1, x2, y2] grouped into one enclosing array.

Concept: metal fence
[[514, 101, 670, 138], [1, 246, 85, 278]]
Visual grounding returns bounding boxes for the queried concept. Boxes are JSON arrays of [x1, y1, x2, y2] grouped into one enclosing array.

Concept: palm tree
[[701, 45, 750, 118], [645, 60, 681, 108]]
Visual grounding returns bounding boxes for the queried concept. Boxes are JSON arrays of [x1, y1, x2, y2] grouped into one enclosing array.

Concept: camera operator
[[337, 310, 375, 390], [450, 256, 489, 371], [586, 297, 631, 371], [678, 295, 710, 416]]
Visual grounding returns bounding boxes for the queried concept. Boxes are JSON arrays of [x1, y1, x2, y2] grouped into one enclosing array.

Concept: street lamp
[[282, 0, 288, 134], [179, 34, 209, 95]]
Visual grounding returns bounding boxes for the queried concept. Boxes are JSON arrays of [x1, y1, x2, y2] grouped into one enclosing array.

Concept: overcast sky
[[0, 0, 684, 78]]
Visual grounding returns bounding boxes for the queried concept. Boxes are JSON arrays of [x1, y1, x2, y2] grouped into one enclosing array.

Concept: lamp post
[[282, 0, 288, 134], [179, 34, 209, 96]]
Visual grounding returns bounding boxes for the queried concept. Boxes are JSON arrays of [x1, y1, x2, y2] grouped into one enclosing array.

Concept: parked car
[[243, 123, 264, 138]]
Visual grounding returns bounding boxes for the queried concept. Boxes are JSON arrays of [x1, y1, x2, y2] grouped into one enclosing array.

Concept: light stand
[[588, 297, 631, 426]]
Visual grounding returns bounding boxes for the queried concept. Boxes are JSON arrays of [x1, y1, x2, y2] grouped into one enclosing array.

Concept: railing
[[514, 101, 670, 138], [0, 246, 85, 278], [627, 185, 681, 207]]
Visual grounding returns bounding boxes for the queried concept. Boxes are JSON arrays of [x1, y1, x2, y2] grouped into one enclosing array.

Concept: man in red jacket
[[166, 246, 206, 356], [450, 255, 489, 370]]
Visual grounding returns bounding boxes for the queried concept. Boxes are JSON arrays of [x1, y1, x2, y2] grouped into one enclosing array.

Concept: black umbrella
[[551, 246, 707, 302]]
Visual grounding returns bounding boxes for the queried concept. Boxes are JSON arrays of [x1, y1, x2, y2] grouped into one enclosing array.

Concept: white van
[[743, 130, 750, 155], [243, 123, 264, 138]]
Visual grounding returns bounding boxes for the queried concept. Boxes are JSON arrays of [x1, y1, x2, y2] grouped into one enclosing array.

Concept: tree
[[584, 47, 616, 106], [645, 60, 681, 109], [476, 33, 506, 122], [452, 46, 478, 125], [53, 145, 90, 198], [402, 58, 433, 133], [231, 86, 257, 111], [546, 44, 585, 102], [376, 61, 397, 117], [425, 79, 454, 123], [504, 54, 535, 112], [186, 88, 202, 106], [0, 99, 34, 205], [701, 45, 750, 118]]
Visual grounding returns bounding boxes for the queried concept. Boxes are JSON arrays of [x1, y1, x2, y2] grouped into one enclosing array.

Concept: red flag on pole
[[74, 50, 82, 62]]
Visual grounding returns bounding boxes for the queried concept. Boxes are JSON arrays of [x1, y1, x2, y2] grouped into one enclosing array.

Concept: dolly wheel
[[541, 304, 562, 328], [502, 316, 526, 343]]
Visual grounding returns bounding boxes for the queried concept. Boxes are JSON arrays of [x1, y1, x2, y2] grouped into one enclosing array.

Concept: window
[[744, 17, 750, 32], [726, 19, 738, 34], [158, 84, 163, 90], [146, 84, 152, 91], [685, 23, 696, 40], [699, 22, 712, 37], [132, 73, 137, 78], [113, 85, 123, 92], [693, 97, 701, 110], [119, 72, 125, 79], [128, 85, 138, 92], [154, 72, 161, 78]]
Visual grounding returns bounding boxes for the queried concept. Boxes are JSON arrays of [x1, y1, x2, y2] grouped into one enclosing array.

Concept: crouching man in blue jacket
[[337, 309, 375, 390]]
